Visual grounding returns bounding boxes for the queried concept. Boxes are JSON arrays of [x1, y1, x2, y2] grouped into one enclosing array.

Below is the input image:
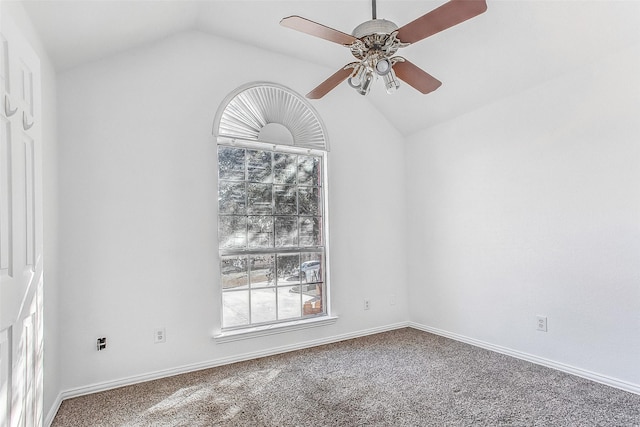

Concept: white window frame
[[216, 138, 331, 337]]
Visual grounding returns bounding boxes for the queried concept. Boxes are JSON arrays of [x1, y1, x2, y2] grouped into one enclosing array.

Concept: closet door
[[0, 15, 43, 427]]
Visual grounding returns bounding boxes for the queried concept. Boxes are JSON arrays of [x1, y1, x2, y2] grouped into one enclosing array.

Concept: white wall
[[0, 0, 60, 418], [406, 43, 640, 388], [57, 31, 407, 392]]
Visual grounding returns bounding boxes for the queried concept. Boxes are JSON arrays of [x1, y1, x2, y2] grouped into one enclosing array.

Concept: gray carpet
[[52, 328, 640, 426]]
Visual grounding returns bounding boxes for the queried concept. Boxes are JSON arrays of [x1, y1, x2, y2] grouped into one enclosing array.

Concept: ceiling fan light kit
[[280, 0, 487, 99]]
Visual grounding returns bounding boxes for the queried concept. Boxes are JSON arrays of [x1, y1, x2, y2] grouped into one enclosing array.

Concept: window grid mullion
[[247, 260, 252, 325], [274, 255, 280, 321], [271, 153, 279, 321], [244, 148, 249, 249]]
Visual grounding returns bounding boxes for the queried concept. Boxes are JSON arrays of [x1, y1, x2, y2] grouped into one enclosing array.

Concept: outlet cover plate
[[154, 328, 166, 343], [536, 316, 548, 332]]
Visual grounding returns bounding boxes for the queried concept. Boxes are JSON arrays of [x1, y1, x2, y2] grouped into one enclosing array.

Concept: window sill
[[213, 315, 338, 343]]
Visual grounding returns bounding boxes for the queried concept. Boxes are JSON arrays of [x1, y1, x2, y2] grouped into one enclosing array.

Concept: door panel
[[0, 117, 11, 274], [0, 15, 43, 427]]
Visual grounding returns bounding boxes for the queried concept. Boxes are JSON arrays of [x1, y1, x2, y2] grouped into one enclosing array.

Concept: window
[[218, 143, 327, 330]]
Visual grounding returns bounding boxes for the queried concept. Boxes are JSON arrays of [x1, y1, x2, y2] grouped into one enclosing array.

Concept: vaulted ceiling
[[21, 0, 640, 135]]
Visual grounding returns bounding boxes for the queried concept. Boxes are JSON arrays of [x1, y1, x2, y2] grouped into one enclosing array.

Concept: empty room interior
[[1, 0, 639, 425]]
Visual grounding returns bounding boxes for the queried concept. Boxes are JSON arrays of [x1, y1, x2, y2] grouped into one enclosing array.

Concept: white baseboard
[[46, 320, 637, 426], [46, 321, 410, 424], [45, 393, 63, 427], [409, 322, 640, 396]]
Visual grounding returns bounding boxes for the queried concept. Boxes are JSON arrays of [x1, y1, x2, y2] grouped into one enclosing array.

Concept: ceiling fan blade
[[396, 0, 487, 44], [393, 60, 442, 94], [281, 16, 358, 46], [306, 66, 354, 99]]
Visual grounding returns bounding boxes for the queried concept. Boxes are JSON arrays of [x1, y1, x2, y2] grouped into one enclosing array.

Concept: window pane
[[219, 216, 247, 248], [221, 256, 248, 289], [274, 185, 297, 215], [247, 183, 272, 214], [276, 254, 301, 285], [222, 291, 250, 328], [248, 149, 272, 183], [274, 153, 297, 184], [299, 217, 322, 247], [275, 216, 298, 247], [303, 291, 323, 317], [298, 156, 320, 186], [248, 216, 274, 248], [300, 253, 323, 283], [277, 286, 302, 320], [249, 255, 274, 287], [218, 147, 245, 181], [218, 182, 246, 214], [251, 289, 277, 323], [298, 187, 320, 216]]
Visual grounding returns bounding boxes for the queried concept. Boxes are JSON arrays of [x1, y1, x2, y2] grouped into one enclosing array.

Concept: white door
[[0, 14, 43, 427]]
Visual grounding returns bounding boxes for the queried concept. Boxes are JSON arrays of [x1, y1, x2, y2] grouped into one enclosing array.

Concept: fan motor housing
[[351, 19, 398, 38]]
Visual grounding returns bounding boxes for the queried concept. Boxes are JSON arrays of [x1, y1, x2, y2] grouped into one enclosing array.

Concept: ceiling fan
[[280, 0, 487, 99]]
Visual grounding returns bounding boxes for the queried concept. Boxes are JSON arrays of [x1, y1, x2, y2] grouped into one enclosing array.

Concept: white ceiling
[[20, 0, 640, 135]]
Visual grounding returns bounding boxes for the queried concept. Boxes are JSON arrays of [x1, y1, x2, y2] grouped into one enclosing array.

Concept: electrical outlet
[[536, 316, 548, 332], [390, 294, 396, 306], [154, 328, 166, 344], [97, 337, 107, 351], [364, 299, 370, 310]]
